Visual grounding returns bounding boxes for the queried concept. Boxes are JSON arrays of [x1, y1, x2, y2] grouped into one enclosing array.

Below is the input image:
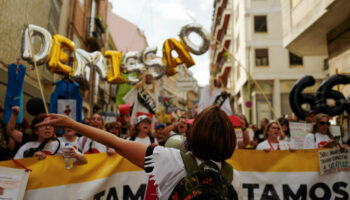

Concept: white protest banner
[[0, 166, 30, 200], [0, 150, 349, 200], [289, 122, 312, 149], [318, 148, 350, 175]]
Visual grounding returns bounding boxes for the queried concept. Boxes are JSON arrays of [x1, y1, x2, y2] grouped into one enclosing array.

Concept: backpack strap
[[130, 135, 136, 141], [180, 151, 198, 174], [220, 161, 233, 183], [149, 136, 155, 144]]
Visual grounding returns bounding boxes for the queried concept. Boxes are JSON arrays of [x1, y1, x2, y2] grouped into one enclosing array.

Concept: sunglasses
[[319, 121, 330, 126]]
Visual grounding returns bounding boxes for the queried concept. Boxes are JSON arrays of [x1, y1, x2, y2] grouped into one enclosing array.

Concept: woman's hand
[[35, 114, 75, 128], [322, 139, 338, 148], [263, 148, 271, 152], [107, 148, 116, 156], [12, 106, 20, 114], [34, 151, 47, 160]]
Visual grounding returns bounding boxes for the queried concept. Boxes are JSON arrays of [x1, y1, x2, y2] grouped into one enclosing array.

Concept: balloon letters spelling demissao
[[21, 23, 209, 84], [289, 74, 350, 119]]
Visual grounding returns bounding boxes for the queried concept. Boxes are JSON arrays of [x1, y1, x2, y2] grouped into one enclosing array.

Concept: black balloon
[[316, 74, 350, 116], [26, 97, 46, 116], [289, 76, 317, 120]]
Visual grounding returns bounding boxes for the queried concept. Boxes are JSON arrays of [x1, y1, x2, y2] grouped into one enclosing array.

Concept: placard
[[329, 125, 341, 137], [57, 99, 76, 120], [289, 122, 312, 149], [0, 167, 30, 200], [318, 148, 350, 175]]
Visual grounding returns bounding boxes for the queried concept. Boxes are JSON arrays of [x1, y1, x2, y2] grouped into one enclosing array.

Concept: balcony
[[283, 0, 350, 56]]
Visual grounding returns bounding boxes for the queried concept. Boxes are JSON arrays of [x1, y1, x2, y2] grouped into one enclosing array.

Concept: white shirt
[[198, 85, 232, 116], [256, 140, 291, 150], [14, 140, 63, 159], [127, 136, 157, 145], [123, 85, 159, 125], [144, 146, 243, 200], [78, 136, 107, 154], [303, 132, 330, 149], [58, 137, 80, 151]]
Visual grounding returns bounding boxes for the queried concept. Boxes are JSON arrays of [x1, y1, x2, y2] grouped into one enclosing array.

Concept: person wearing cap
[[155, 123, 167, 146], [127, 115, 157, 145], [305, 110, 317, 123]]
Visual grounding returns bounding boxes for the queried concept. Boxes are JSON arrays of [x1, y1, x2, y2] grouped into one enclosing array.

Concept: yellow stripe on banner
[[0, 153, 141, 190], [0, 149, 321, 190], [227, 149, 320, 172]]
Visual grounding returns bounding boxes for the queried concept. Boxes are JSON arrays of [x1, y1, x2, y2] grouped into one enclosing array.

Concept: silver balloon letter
[[179, 23, 210, 55], [22, 24, 52, 65], [123, 51, 145, 85], [73, 49, 108, 80], [142, 47, 165, 80]]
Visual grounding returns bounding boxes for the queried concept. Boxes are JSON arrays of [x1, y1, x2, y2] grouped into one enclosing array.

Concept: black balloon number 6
[[316, 74, 350, 116], [289, 76, 317, 120]]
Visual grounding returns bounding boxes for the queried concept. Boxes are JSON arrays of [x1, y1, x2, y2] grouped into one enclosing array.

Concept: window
[[79, 0, 85, 8], [48, 0, 62, 34], [254, 16, 267, 32], [289, 52, 303, 66], [255, 49, 269, 66]]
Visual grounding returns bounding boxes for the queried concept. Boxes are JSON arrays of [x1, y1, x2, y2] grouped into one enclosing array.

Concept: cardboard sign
[[289, 122, 312, 149], [318, 148, 350, 175], [57, 99, 76, 120], [329, 125, 341, 137]]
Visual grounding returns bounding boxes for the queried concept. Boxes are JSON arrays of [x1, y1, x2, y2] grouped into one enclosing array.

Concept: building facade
[[0, 0, 115, 121], [210, 0, 327, 124], [282, 0, 350, 96]]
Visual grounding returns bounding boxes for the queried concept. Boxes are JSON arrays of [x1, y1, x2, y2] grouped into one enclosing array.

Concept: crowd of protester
[[0, 100, 349, 165]]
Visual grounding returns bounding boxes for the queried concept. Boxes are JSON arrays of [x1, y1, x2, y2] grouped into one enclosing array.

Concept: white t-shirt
[[14, 140, 63, 159], [123, 85, 159, 125], [78, 136, 107, 154], [303, 132, 330, 149], [144, 146, 243, 200], [197, 85, 232, 116], [127, 136, 157, 145], [58, 137, 80, 151], [256, 140, 290, 150]]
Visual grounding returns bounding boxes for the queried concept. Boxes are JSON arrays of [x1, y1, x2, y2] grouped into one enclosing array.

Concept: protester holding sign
[[36, 105, 243, 200], [256, 122, 293, 151], [303, 113, 339, 149]]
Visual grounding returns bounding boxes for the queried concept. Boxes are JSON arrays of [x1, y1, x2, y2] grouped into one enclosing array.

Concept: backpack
[[169, 152, 238, 200]]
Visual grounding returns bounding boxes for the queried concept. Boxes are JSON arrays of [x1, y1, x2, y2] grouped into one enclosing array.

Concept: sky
[[109, 0, 214, 86]]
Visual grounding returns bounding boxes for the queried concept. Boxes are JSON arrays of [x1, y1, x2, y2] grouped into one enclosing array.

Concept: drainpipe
[[247, 46, 252, 123]]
